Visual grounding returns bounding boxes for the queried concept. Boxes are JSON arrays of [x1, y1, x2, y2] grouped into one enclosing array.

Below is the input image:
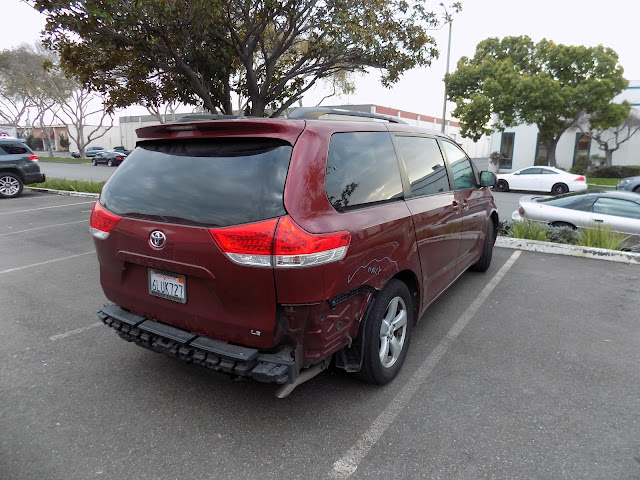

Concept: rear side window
[[0, 142, 29, 154], [326, 132, 403, 210], [394, 136, 450, 196], [100, 138, 292, 227], [592, 197, 640, 219]]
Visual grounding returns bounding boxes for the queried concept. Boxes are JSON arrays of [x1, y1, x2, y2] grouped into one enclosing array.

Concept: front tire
[[470, 219, 495, 272], [359, 279, 413, 385], [494, 179, 509, 192], [92, 159, 97, 166], [0, 172, 24, 198]]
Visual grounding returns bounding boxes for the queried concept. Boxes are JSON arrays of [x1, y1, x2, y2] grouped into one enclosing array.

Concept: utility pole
[[440, 3, 453, 134]]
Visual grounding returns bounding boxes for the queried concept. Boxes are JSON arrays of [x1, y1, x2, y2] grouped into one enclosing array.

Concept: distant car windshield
[[538, 193, 597, 211]]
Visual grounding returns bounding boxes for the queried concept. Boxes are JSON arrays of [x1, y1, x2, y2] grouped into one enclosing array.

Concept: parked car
[[113, 146, 132, 156], [512, 190, 640, 245], [617, 176, 640, 193], [90, 107, 498, 396], [0, 137, 46, 198], [71, 146, 105, 158], [92, 150, 127, 167], [494, 166, 588, 195]]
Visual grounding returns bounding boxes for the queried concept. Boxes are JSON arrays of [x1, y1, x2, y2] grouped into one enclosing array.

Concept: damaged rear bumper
[[98, 303, 296, 385]]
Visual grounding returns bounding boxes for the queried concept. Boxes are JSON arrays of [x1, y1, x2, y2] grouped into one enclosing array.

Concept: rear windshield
[[100, 138, 292, 227]]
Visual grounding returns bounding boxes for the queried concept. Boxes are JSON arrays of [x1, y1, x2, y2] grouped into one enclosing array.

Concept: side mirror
[[479, 171, 496, 187]]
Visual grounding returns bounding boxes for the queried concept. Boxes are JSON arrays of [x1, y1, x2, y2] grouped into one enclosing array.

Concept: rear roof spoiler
[[288, 107, 408, 124]]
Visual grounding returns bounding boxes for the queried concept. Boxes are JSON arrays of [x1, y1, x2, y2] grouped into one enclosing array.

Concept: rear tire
[[359, 279, 413, 385], [470, 219, 495, 272], [0, 172, 24, 198], [92, 159, 97, 166], [107, 159, 113, 167], [552, 183, 568, 195], [494, 180, 509, 192]]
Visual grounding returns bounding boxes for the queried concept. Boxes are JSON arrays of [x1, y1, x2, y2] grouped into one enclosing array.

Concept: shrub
[[546, 225, 579, 245], [509, 220, 548, 241], [570, 156, 591, 175], [621, 166, 640, 177], [577, 225, 628, 250], [498, 220, 511, 237], [589, 166, 623, 178]]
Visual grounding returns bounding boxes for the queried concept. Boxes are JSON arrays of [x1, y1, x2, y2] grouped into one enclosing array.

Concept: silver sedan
[[512, 190, 640, 244]]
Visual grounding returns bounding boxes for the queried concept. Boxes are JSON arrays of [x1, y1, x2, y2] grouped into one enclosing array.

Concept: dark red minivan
[[91, 108, 498, 397]]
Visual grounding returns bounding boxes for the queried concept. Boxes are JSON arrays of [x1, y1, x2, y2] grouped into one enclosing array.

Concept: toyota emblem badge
[[149, 230, 167, 249]]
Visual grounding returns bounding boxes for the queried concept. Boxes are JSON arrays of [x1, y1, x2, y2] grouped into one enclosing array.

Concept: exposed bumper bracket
[[98, 303, 296, 385]]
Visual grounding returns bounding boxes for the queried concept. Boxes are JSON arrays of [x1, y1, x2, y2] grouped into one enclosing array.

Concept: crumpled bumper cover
[[98, 303, 296, 385]]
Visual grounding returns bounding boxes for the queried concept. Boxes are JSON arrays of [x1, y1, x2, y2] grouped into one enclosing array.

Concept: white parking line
[[0, 220, 87, 236], [0, 201, 95, 215], [0, 251, 95, 275], [328, 250, 522, 479], [50, 322, 103, 341]]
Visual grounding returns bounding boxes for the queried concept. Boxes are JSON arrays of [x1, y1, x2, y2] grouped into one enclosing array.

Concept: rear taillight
[[28, 154, 39, 162], [90, 202, 122, 240], [518, 206, 525, 215], [209, 216, 350, 268], [209, 218, 278, 267], [574, 176, 586, 182], [273, 216, 350, 267]]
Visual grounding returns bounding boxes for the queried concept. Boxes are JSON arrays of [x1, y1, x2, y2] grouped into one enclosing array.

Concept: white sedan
[[494, 166, 588, 195]]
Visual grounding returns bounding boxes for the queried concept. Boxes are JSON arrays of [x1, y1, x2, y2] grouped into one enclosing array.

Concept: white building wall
[[67, 125, 122, 152]]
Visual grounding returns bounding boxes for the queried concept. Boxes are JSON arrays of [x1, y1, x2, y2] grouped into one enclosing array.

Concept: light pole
[[440, 3, 453, 134]]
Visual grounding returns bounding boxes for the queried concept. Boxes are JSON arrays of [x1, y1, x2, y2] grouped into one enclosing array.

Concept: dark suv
[[91, 108, 498, 396], [0, 138, 46, 198]]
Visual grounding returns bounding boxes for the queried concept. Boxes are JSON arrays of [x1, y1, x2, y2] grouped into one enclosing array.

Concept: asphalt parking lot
[[1, 191, 639, 480]]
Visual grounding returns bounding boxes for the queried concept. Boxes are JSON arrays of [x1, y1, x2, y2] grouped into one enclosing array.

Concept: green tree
[[30, 0, 454, 117], [0, 48, 34, 128], [59, 132, 69, 150], [445, 36, 629, 167], [581, 111, 640, 167]]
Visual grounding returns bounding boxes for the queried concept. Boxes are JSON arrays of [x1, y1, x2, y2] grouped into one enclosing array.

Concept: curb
[[25, 187, 100, 199], [496, 237, 640, 265]]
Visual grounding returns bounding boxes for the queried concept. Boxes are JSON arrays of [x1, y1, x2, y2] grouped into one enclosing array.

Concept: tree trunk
[[545, 137, 560, 167], [604, 149, 613, 167]]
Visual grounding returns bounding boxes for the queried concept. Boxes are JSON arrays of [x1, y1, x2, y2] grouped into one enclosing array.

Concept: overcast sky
[[3, 0, 640, 118]]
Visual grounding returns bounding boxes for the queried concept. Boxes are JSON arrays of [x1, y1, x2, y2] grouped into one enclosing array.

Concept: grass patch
[[577, 226, 628, 251], [503, 221, 632, 251], [31, 177, 105, 194], [588, 178, 620, 186], [37, 157, 92, 164], [509, 219, 548, 241]]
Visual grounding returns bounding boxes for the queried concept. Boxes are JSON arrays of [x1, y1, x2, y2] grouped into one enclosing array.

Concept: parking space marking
[[0, 251, 95, 275], [0, 220, 87, 236], [50, 322, 103, 341], [0, 201, 95, 215], [328, 250, 522, 479]]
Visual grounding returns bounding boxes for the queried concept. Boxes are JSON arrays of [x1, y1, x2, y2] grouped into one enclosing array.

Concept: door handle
[[593, 219, 604, 223]]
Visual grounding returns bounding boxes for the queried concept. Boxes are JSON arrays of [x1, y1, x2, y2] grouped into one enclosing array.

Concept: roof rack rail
[[288, 107, 408, 124], [176, 113, 247, 122]]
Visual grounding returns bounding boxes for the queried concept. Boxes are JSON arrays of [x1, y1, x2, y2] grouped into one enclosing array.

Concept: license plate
[[148, 269, 187, 304]]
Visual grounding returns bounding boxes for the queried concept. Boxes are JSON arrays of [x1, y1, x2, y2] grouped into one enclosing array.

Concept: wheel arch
[[0, 168, 25, 181], [390, 269, 420, 325]]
